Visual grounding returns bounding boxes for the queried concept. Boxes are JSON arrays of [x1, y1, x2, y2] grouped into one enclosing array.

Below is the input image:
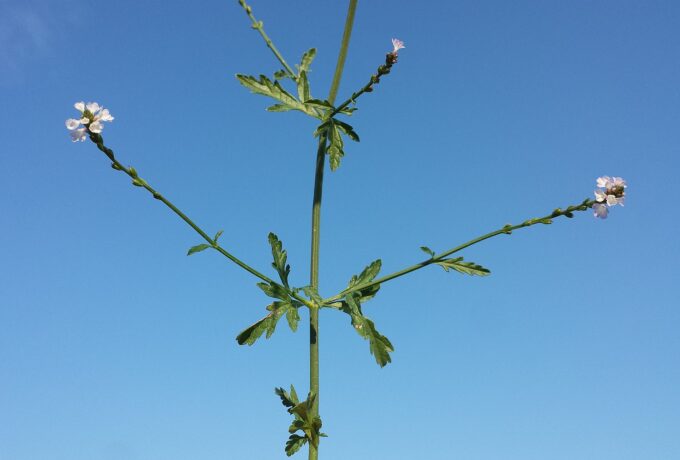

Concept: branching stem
[[323, 200, 594, 304], [88, 133, 313, 308]]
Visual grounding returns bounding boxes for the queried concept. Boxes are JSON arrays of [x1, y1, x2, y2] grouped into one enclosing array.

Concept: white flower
[[69, 128, 88, 142], [593, 202, 608, 219], [593, 176, 627, 219], [391, 38, 405, 54], [66, 101, 114, 141], [596, 176, 612, 188], [65, 118, 80, 130]]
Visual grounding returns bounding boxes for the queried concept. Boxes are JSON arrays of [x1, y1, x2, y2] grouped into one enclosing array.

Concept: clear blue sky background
[[1, 0, 679, 459]]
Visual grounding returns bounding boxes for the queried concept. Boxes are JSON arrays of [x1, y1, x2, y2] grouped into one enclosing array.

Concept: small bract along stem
[[308, 2, 358, 459]]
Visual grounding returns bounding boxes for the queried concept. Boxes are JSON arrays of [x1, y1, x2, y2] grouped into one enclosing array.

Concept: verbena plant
[[64, 1, 627, 458]]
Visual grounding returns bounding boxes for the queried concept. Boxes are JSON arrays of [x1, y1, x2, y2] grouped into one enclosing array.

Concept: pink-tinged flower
[[391, 38, 405, 54], [593, 202, 608, 219], [593, 176, 627, 219], [69, 127, 88, 142], [66, 101, 114, 142]]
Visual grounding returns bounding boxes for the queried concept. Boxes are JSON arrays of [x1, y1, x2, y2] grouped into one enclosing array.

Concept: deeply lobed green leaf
[[343, 293, 394, 367], [268, 232, 291, 287], [236, 74, 319, 118], [436, 257, 491, 276]]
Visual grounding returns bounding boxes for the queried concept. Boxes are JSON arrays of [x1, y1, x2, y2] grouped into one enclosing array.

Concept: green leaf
[[297, 70, 311, 105], [285, 434, 307, 457], [286, 305, 300, 332], [334, 120, 360, 142], [267, 103, 294, 112], [301, 286, 323, 306], [343, 294, 393, 367], [347, 259, 382, 293], [298, 48, 316, 74], [268, 233, 291, 287], [337, 106, 357, 116], [327, 120, 344, 171], [313, 120, 330, 138], [275, 386, 298, 409], [304, 99, 334, 111], [236, 74, 318, 117], [278, 390, 325, 455], [257, 281, 290, 300], [187, 243, 212, 256], [420, 246, 436, 258], [213, 230, 224, 243], [274, 69, 290, 80], [236, 313, 272, 345], [436, 257, 491, 276], [236, 302, 291, 345]]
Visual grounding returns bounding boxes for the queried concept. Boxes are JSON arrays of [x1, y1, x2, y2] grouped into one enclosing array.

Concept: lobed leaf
[[344, 294, 394, 367], [327, 120, 344, 171], [298, 48, 316, 74], [297, 70, 311, 105], [286, 305, 300, 332], [436, 257, 491, 276], [236, 74, 318, 118], [257, 281, 290, 300], [268, 232, 291, 287], [285, 434, 307, 457], [275, 385, 299, 409], [235, 301, 292, 345], [334, 120, 360, 142]]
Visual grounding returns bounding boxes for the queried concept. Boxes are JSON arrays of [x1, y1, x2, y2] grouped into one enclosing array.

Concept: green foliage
[[285, 435, 307, 456], [275, 386, 326, 456], [187, 243, 211, 256], [314, 118, 360, 171], [436, 257, 490, 276], [301, 285, 323, 307], [286, 306, 300, 332], [236, 300, 298, 345], [420, 246, 436, 258], [297, 70, 311, 103], [343, 293, 394, 367], [346, 259, 382, 302], [268, 232, 291, 287], [257, 281, 290, 300], [297, 48, 316, 75], [236, 74, 320, 118]]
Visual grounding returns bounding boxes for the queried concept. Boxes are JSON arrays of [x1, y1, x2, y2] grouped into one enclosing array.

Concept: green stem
[[238, 0, 297, 79], [323, 200, 594, 304], [89, 134, 313, 308], [308, 2, 357, 459]]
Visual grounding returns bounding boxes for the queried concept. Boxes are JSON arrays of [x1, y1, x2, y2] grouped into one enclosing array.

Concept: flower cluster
[[65, 101, 114, 142], [593, 176, 627, 219]]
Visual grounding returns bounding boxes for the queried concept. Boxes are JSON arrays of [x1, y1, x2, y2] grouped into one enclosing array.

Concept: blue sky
[[1, 0, 679, 459]]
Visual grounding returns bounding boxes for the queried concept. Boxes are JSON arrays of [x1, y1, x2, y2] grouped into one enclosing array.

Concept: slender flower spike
[[593, 176, 627, 219], [65, 101, 114, 142], [391, 38, 405, 54]]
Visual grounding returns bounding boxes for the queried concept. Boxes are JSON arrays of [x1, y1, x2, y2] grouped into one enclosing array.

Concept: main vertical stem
[[308, 1, 357, 459]]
